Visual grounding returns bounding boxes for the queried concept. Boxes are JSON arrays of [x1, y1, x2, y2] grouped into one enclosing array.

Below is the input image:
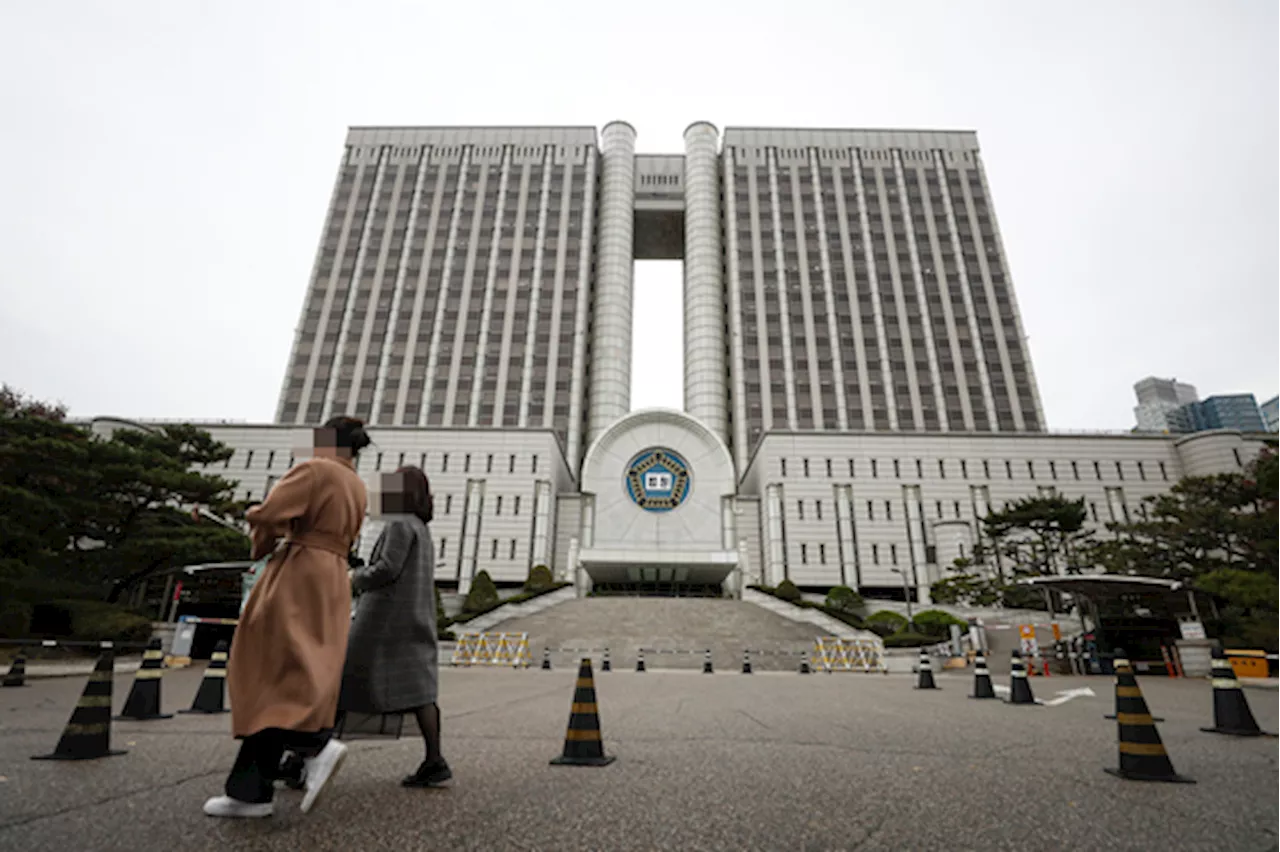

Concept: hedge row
[[749, 584, 868, 630], [442, 579, 573, 636]]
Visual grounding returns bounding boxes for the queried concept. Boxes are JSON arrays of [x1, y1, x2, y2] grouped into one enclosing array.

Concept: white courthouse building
[[90, 123, 1272, 603]]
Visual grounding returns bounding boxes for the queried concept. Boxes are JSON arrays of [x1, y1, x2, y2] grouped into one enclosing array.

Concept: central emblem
[[624, 448, 692, 512]]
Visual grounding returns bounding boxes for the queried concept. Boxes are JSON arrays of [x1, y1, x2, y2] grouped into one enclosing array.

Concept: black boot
[[401, 759, 451, 788]]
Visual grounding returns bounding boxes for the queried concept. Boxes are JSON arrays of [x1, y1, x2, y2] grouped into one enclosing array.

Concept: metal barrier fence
[[449, 632, 533, 668], [811, 637, 888, 673]]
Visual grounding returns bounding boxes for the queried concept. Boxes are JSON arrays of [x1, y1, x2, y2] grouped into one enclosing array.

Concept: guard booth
[[1017, 575, 1211, 677]]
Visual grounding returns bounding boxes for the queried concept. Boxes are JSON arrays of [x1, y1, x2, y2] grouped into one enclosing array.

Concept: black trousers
[[225, 728, 332, 804]]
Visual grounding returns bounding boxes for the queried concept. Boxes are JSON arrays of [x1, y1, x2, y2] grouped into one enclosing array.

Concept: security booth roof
[[1016, 574, 1184, 600]]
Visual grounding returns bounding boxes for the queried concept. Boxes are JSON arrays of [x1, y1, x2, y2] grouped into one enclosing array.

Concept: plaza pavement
[[1, 664, 1276, 851]]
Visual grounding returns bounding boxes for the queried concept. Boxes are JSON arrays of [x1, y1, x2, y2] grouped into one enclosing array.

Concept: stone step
[[482, 597, 852, 672]]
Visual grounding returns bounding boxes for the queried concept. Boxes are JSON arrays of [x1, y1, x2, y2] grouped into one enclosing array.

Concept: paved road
[[1, 666, 1276, 851]]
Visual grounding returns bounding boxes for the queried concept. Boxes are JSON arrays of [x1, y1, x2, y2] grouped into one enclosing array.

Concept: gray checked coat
[[339, 515, 439, 714]]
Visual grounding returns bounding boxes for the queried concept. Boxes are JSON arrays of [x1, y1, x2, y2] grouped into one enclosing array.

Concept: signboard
[[1178, 620, 1206, 640], [1018, 624, 1039, 657]]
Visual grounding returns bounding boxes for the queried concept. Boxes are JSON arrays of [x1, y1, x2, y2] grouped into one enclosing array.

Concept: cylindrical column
[[682, 122, 728, 442], [587, 121, 637, 447]]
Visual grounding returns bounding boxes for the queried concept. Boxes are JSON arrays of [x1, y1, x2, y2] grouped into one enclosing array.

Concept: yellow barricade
[[450, 632, 533, 668], [810, 636, 887, 673], [1225, 649, 1269, 679]]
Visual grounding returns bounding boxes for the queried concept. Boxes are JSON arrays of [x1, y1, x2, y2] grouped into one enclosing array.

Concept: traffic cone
[[180, 640, 229, 714], [969, 652, 996, 699], [635, 649, 646, 673], [742, 650, 753, 674], [915, 649, 938, 690], [549, 658, 615, 767], [799, 656, 811, 674], [702, 649, 714, 674], [1201, 647, 1274, 737], [1007, 650, 1036, 705], [1105, 648, 1194, 783], [3, 651, 28, 687], [541, 647, 552, 671], [115, 637, 173, 720], [602, 648, 611, 672], [1105, 649, 1162, 721], [32, 649, 126, 761]]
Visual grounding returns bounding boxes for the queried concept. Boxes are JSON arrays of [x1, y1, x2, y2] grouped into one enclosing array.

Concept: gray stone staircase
[[482, 597, 832, 672]]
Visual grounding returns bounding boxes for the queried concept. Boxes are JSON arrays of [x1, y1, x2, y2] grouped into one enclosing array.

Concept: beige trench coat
[[229, 456, 367, 738]]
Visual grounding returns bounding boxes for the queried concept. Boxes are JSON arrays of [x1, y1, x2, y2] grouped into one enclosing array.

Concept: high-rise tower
[[276, 123, 1046, 478]]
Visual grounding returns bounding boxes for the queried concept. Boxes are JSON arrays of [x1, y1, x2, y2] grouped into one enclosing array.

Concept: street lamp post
[[891, 567, 914, 628]]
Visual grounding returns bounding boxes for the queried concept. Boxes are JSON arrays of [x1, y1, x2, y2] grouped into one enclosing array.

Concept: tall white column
[[682, 121, 728, 442], [587, 121, 637, 447]]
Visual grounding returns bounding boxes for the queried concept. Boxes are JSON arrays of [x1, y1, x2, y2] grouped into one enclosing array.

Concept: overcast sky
[[1, 1, 1275, 432]]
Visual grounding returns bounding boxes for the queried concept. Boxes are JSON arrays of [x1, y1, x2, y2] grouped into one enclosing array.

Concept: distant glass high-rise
[[1133, 376, 1199, 433], [276, 124, 1048, 475], [1261, 396, 1279, 432], [1170, 394, 1266, 434]]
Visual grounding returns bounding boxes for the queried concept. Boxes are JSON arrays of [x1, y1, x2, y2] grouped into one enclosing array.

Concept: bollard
[[541, 647, 552, 671], [702, 649, 714, 674], [742, 650, 753, 674], [635, 649, 646, 673], [602, 647, 611, 673], [915, 649, 938, 690]]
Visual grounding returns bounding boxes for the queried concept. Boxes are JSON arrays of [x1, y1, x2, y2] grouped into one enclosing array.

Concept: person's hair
[[386, 466, 433, 524], [320, 415, 372, 456]]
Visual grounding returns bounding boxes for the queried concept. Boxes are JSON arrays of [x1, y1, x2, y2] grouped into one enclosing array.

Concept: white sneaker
[[300, 740, 347, 814], [203, 796, 273, 818]]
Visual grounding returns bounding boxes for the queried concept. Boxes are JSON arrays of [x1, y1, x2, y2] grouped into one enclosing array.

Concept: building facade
[[95, 123, 1273, 601], [1261, 396, 1279, 433], [1133, 376, 1198, 433], [1170, 394, 1266, 434]]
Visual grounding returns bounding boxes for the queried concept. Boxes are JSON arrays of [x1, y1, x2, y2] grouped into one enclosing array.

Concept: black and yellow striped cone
[[3, 651, 28, 687], [115, 637, 173, 720], [32, 649, 126, 761], [1007, 650, 1036, 705], [915, 649, 938, 689], [1105, 650, 1162, 721], [550, 658, 615, 767], [969, 653, 996, 699], [180, 640, 229, 714], [1105, 648, 1194, 783], [1201, 647, 1273, 737]]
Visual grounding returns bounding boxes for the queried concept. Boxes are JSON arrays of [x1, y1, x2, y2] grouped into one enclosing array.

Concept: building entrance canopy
[[578, 548, 738, 586]]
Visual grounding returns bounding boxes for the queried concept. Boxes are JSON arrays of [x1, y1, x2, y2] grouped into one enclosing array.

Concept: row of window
[[777, 456, 1169, 483], [794, 541, 901, 567], [227, 450, 543, 476]]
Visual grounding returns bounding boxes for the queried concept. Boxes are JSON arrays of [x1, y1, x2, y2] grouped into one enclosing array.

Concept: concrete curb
[[19, 660, 144, 680]]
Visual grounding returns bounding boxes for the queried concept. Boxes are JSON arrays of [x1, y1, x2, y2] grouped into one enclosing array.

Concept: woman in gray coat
[[340, 465, 450, 787]]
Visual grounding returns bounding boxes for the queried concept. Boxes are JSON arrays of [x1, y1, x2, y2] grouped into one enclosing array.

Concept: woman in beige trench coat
[[204, 416, 370, 820]]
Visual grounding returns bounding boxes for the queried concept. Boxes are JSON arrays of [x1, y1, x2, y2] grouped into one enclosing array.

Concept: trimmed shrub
[[462, 571, 500, 614], [882, 630, 936, 648], [774, 579, 802, 602], [824, 585, 864, 615], [30, 600, 153, 644], [524, 564, 555, 592], [866, 609, 908, 629], [912, 609, 969, 638]]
